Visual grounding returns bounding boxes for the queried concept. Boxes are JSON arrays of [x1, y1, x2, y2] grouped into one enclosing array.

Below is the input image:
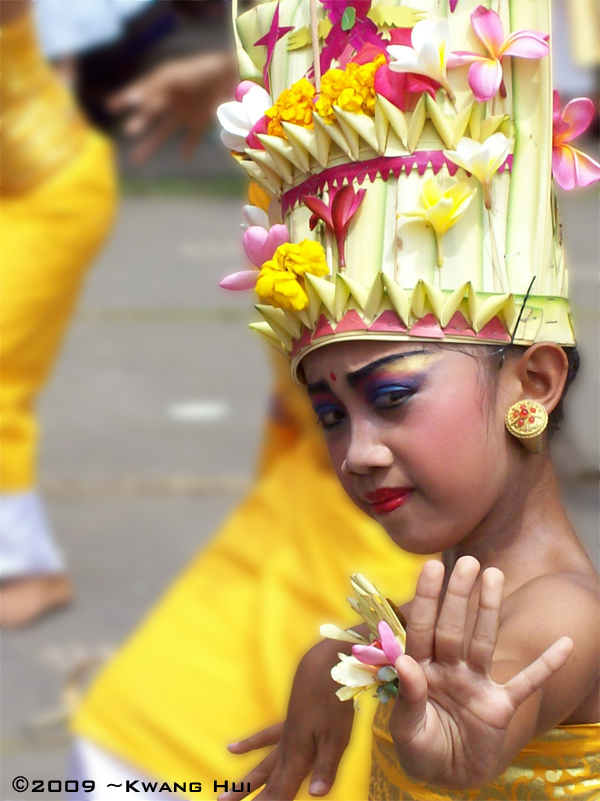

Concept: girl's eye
[[314, 405, 346, 430], [372, 386, 414, 410]]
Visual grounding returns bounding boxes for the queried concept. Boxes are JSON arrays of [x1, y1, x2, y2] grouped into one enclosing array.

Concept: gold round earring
[[505, 400, 548, 453]]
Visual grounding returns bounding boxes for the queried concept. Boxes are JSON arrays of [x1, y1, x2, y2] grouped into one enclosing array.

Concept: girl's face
[[302, 340, 513, 554]]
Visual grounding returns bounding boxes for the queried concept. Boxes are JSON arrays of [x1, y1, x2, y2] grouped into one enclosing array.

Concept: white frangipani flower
[[444, 133, 512, 208], [387, 18, 455, 101], [331, 653, 379, 689], [217, 84, 272, 152], [240, 205, 270, 231]]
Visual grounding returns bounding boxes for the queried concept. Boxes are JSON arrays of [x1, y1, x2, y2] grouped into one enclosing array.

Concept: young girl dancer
[[216, 0, 600, 797]]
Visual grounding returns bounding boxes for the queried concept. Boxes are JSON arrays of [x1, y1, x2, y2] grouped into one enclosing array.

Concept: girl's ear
[[505, 344, 569, 414]]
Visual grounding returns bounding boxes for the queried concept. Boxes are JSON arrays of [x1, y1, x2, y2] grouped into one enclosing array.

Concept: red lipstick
[[364, 487, 413, 515]]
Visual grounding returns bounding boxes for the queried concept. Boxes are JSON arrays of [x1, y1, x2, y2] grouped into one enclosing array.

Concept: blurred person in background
[[0, 0, 234, 630], [68, 28, 428, 801], [0, 0, 117, 626], [34, 0, 165, 90]]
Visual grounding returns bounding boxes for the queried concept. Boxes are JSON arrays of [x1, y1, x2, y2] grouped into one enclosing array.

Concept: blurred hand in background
[[108, 51, 237, 162]]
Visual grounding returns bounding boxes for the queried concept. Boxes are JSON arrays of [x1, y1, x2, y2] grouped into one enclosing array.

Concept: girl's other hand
[[221, 639, 355, 800], [389, 557, 573, 789]]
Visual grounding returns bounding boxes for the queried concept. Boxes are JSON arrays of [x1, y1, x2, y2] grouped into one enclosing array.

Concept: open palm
[[389, 558, 573, 789]]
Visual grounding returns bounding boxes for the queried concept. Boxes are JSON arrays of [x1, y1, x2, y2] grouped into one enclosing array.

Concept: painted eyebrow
[[306, 349, 432, 395], [346, 349, 432, 386], [306, 379, 333, 396]]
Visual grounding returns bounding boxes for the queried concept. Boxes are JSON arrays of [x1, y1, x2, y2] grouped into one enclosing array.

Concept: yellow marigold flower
[[315, 56, 386, 123], [337, 56, 385, 116], [314, 68, 347, 123], [256, 240, 329, 311], [265, 78, 316, 139]]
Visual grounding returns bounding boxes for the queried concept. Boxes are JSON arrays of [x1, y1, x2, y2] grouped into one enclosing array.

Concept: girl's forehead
[[302, 340, 439, 382]]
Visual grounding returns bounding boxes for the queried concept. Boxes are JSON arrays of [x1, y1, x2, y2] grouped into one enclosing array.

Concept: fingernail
[[309, 780, 328, 796], [227, 742, 239, 751]]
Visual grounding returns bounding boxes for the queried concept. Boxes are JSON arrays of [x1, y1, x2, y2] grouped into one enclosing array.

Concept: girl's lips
[[364, 488, 413, 515]]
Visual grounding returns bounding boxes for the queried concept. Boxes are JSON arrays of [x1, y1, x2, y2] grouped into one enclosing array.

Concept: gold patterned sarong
[[371, 702, 600, 800]]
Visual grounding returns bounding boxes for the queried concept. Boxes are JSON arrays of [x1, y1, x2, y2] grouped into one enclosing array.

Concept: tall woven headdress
[[218, 0, 599, 381]]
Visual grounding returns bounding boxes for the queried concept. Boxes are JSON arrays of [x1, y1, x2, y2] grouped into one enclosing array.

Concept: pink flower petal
[[471, 6, 505, 57], [375, 66, 438, 112], [571, 147, 600, 187], [243, 226, 269, 267], [349, 187, 367, 218], [553, 90, 561, 116], [378, 621, 403, 664], [500, 30, 549, 59], [302, 195, 334, 229], [246, 115, 270, 150], [388, 27, 414, 47], [447, 50, 483, 69], [468, 58, 503, 102], [406, 73, 441, 97], [220, 270, 259, 290], [374, 64, 410, 111], [332, 184, 359, 230], [552, 145, 577, 190], [263, 224, 290, 261], [352, 644, 389, 666], [352, 42, 388, 65], [235, 80, 258, 102], [560, 97, 596, 142]]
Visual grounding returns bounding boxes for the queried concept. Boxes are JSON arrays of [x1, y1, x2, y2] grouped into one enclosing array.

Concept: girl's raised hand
[[221, 639, 355, 800], [389, 557, 573, 789]]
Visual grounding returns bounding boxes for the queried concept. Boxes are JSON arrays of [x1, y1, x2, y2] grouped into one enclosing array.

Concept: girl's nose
[[341, 422, 394, 476]]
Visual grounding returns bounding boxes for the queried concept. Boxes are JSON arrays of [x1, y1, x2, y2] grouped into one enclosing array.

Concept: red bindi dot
[[330, 372, 336, 382]]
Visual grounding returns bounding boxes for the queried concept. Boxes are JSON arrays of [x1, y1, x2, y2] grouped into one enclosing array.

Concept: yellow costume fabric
[[73, 360, 428, 799], [0, 13, 117, 491], [371, 702, 600, 800]]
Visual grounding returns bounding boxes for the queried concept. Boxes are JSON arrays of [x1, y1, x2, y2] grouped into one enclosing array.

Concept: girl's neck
[[442, 455, 587, 594]]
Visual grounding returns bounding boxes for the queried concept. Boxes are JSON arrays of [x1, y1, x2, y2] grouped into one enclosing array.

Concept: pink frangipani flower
[[352, 621, 403, 668], [552, 92, 600, 191], [303, 184, 366, 270], [451, 6, 549, 103], [220, 224, 289, 290]]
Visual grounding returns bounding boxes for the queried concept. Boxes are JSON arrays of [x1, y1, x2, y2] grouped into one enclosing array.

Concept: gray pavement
[[2, 182, 598, 801]]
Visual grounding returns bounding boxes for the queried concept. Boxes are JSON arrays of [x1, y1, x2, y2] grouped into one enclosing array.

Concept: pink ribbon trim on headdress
[[289, 307, 510, 358], [281, 153, 513, 214]]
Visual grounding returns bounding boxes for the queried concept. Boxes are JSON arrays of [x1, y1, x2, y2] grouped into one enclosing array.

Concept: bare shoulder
[[497, 569, 599, 726]]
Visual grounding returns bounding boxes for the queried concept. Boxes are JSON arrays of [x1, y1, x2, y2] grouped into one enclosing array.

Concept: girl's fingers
[[228, 723, 284, 754], [466, 567, 504, 673], [218, 748, 279, 800], [406, 560, 445, 662], [505, 637, 574, 710], [389, 654, 429, 747], [434, 556, 480, 664], [308, 736, 349, 796], [257, 749, 315, 801]]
